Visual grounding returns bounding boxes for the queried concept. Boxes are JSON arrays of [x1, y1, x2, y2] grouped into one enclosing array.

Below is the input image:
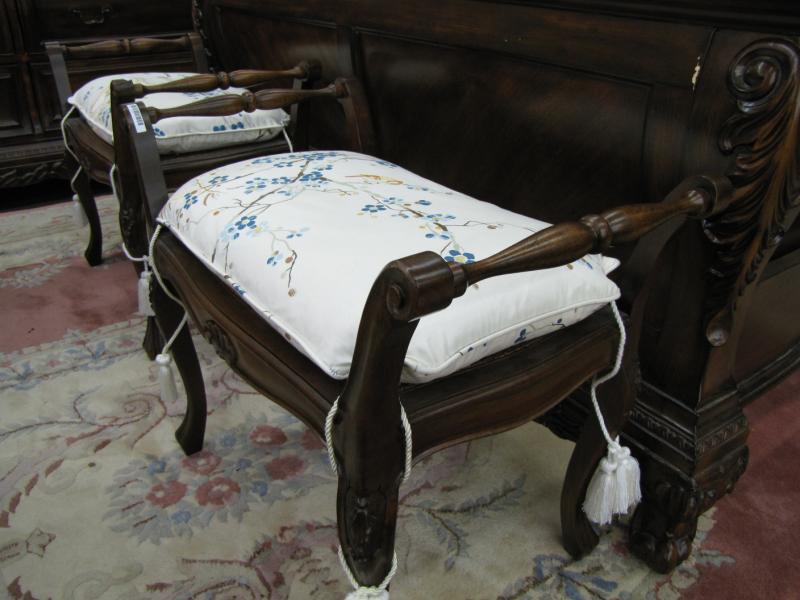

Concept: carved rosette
[[703, 38, 800, 346]]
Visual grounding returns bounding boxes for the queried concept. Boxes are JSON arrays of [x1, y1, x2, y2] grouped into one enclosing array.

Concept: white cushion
[[69, 72, 289, 155], [158, 151, 620, 383]]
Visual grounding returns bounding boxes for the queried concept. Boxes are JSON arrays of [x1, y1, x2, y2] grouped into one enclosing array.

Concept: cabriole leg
[[69, 158, 103, 266], [561, 337, 638, 558], [150, 282, 207, 455]]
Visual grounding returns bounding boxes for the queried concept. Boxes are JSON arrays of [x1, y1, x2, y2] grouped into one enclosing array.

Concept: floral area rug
[[0, 196, 733, 599]]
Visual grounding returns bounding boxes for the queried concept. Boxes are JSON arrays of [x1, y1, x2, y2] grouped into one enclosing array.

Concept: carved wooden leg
[[150, 282, 207, 455], [70, 163, 103, 266], [328, 252, 455, 588], [561, 337, 638, 558], [331, 397, 406, 588]]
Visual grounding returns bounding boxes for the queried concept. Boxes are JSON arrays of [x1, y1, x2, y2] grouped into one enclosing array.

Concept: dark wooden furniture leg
[[67, 155, 103, 266], [150, 282, 208, 455], [561, 322, 638, 557], [330, 252, 454, 587]]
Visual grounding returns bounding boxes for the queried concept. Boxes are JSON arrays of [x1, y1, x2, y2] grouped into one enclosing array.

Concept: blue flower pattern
[[163, 151, 605, 312], [227, 216, 257, 239], [183, 193, 199, 210]]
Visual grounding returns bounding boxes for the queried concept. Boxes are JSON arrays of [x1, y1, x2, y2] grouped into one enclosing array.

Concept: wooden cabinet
[[0, 0, 193, 189]]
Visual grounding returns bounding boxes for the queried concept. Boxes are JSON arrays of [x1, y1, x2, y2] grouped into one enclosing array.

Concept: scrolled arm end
[[381, 251, 458, 322]]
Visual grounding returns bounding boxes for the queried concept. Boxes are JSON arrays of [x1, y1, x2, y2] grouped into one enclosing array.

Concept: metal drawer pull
[[71, 6, 113, 25]]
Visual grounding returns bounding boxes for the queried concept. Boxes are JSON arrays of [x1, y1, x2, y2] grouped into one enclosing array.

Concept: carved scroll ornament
[[704, 38, 800, 346]]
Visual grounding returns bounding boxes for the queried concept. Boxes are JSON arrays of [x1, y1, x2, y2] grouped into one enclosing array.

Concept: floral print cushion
[[69, 72, 289, 155], [158, 151, 620, 383]]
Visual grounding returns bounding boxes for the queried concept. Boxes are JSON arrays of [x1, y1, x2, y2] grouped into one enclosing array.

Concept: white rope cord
[[147, 224, 187, 353], [338, 546, 398, 599], [121, 242, 148, 264], [109, 163, 120, 202], [282, 127, 295, 153], [324, 395, 412, 484], [60, 105, 80, 164], [588, 301, 626, 448], [324, 395, 411, 597], [60, 105, 89, 227], [148, 224, 184, 308]]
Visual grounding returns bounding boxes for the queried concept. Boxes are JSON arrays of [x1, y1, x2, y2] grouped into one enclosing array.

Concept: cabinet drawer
[[0, 62, 33, 139], [18, 0, 192, 47]]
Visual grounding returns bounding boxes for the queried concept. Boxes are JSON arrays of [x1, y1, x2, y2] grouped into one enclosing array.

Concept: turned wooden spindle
[[129, 61, 318, 98], [447, 175, 733, 295], [145, 80, 345, 123], [63, 35, 191, 59]]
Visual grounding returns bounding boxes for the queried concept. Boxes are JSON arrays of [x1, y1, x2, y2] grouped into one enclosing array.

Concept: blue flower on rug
[[103, 418, 330, 543]]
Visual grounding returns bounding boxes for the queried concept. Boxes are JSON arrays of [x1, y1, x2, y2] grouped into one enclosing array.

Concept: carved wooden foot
[[337, 474, 402, 587], [628, 445, 748, 573], [561, 328, 638, 558], [71, 168, 103, 267], [150, 283, 207, 456]]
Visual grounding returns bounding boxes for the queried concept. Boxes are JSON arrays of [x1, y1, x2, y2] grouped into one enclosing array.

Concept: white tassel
[[583, 440, 641, 525], [137, 270, 155, 316], [612, 443, 641, 515], [156, 353, 178, 403], [72, 194, 88, 227], [345, 589, 390, 600], [583, 451, 618, 526]]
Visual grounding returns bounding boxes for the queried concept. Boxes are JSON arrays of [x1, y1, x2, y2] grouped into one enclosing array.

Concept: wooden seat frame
[[115, 78, 734, 587]]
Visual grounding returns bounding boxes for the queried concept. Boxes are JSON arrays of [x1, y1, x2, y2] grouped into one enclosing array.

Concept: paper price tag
[[126, 103, 147, 134]]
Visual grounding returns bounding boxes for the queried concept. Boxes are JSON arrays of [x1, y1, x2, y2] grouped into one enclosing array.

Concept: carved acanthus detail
[[629, 444, 748, 573], [703, 38, 800, 346]]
